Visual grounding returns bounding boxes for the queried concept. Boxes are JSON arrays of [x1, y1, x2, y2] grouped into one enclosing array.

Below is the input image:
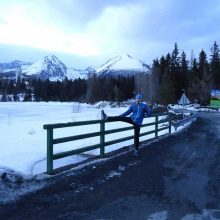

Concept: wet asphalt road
[[1, 112, 220, 220]]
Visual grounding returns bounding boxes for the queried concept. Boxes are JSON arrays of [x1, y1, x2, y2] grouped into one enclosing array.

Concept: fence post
[[47, 128, 53, 175], [168, 113, 172, 134], [100, 121, 105, 157], [155, 115, 158, 138]]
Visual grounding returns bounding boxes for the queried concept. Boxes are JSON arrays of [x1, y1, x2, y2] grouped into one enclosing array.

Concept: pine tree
[[199, 50, 208, 79], [198, 50, 212, 104], [158, 69, 175, 104], [210, 41, 220, 89], [113, 85, 122, 102], [86, 75, 102, 103], [60, 78, 68, 102], [151, 59, 160, 103], [187, 58, 199, 102], [190, 50, 195, 69], [181, 51, 188, 75], [171, 43, 181, 71], [170, 43, 183, 100], [1, 92, 7, 102], [180, 51, 188, 93]]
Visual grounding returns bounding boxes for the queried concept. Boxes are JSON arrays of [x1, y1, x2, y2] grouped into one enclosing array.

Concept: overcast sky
[[0, 0, 220, 68]]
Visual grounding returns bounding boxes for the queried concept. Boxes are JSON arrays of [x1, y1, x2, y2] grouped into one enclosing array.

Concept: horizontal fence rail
[[43, 113, 171, 175]]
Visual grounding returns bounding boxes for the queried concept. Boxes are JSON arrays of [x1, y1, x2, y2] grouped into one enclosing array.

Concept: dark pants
[[107, 116, 140, 150]]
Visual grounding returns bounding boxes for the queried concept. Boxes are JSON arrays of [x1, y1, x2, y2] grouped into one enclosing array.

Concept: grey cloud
[[1, 0, 220, 66], [41, 0, 139, 30], [116, 0, 220, 45]]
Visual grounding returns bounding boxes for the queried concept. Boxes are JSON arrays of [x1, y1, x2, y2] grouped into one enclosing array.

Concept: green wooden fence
[[43, 113, 171, 174]]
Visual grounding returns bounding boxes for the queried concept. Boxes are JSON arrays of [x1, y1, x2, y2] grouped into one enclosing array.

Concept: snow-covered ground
[[1, 102, 220, 218], [0, 102, 176, 178]]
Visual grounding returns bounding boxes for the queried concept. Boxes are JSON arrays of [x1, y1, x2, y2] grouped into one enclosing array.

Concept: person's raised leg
[[101, 111, 134, 125]]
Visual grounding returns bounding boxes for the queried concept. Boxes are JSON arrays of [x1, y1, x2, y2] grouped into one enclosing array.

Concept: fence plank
[[47, 129, 53, 175], [43, 120, 101, 129], [104, 135, 134, 146], [140, 130, 156, 137], [104, 126, 133, 134], [53, 131, 101, 144], [53, 144, 100, 160], [100, 121, 105, 157], [155, 115, 158, 138]]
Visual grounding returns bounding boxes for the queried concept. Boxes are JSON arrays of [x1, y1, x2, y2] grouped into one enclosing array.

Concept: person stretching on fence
[[101, 94, 151, 156]]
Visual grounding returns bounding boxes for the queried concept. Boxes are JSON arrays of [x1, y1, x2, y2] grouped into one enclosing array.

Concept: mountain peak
[[120, 54, 133, 59], [22, 54, 67, 80], [44, 54, 58, 61], [96, 54, 150, 77], [45, 54, 56, 59]]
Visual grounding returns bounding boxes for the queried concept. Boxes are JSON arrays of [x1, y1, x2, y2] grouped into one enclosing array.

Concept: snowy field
[[2, 102, 220, 219], [0, 102, 174, 177]]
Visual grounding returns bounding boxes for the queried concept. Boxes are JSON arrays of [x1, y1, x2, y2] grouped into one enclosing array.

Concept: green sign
[[210, 90, 220, 107]]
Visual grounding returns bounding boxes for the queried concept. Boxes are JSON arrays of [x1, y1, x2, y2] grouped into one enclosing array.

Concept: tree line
[[0, 41, 220, 105], [148, 41, 220, 105], [0, 75, 135, 103]]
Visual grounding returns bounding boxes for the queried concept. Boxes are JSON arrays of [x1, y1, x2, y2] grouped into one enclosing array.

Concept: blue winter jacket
[[120, 102, 151, 126]]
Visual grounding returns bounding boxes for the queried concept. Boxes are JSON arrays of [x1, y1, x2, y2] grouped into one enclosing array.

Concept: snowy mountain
[[0, 55, 89, 81], [22, 55, 67, 81], [96, 54, 151, 77], [0, 60, 31, 79], [0, 60, 21, 71], [0, 54, 150, 81]]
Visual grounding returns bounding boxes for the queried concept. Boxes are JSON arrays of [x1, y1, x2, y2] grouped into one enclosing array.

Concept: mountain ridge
[[0, 54, 151, 80], [96, 54, 151, 77]]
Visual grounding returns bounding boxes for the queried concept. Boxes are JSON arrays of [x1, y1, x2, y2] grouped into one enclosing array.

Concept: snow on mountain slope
[[96, 54, 151, 76], [0, 60, 21, 71], [22, 55, 67, 80], [22, 60, 43, 75], [66, 68, 89, 80], [0, 60, 30, 74]]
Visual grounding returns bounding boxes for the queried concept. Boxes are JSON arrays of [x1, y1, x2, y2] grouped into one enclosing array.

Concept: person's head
[[135, 94, 143, 104]]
